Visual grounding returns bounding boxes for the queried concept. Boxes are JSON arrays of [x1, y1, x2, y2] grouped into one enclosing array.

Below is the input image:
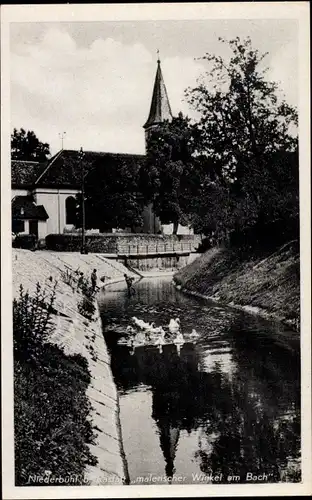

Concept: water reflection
[[99, 278, 300, 484]]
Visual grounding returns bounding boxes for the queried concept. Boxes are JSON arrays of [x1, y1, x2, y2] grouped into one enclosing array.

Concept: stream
[[98, 276, 300, 485]]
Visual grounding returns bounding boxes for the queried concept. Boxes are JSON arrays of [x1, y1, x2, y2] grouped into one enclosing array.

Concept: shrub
[[76, 273, 97, 321], [45, 234, 117, 253], [14, 343, 97, 485], [12, 234, 37, 250], [13, 283, 98, 485], [13, 282, 57, 361], [78, 295, 96, 321], [197, 237, 213, 253], [61, 267, 80, 291]]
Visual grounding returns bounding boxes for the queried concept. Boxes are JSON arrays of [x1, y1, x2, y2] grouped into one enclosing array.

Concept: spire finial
[[157, 49, 160, 63]]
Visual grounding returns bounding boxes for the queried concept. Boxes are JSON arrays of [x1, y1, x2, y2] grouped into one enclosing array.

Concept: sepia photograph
[[1, 2, 311, 498]]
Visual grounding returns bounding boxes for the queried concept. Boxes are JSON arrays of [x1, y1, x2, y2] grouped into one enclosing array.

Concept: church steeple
[[143, 55, 173, 139]]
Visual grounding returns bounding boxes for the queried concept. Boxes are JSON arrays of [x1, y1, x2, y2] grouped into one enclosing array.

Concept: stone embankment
[[174, 241, 300, 331], [12, 249, 137, 485]]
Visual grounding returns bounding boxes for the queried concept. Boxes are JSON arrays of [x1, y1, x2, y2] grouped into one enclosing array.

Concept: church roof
[[12, 195, 49, 220], [144, 59, 173, 129], [11, 160, 47, 188], [34, 149, 146, 189]]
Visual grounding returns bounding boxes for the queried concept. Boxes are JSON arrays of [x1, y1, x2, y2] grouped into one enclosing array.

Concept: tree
[[76, 157, 145, 232], [140, 113, 199, 234], [185, 37, 298, 241], [11, 128, 51, 162]]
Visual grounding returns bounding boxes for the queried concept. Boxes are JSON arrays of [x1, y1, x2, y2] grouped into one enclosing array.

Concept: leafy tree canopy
[[184, 36, 299, 241], [186, 37, 298, 183], [11, 128, 51, 162], [76, 157, 145, 232], [140, 113, 200, 234]]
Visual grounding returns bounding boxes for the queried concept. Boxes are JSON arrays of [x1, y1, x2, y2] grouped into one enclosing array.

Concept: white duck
[[189, 328, 200, 339], [132, 317, 150, 330], [168, 318, 181, 334], [132, 316, 155, 331], [152, 325, 166, 335], [129, 336, 143, 350], [174, 331, 185, 345], [143, 321, 157, 333]]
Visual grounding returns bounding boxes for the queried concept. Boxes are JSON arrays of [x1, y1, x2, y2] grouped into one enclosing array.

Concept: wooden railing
[[117, 242, 194, 255]]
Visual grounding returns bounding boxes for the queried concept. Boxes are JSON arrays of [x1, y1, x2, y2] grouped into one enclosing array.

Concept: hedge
[[12, 234, 37, 250], [45, 234, 117, 253]]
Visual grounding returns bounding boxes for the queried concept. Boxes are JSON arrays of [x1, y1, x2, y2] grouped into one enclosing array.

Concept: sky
[[10, 19, 298, 156]]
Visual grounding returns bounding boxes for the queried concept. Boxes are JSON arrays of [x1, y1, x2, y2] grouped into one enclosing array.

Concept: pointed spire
[[143, 56, 173, 129]]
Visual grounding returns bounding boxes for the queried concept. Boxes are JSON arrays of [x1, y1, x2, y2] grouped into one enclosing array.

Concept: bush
[[45, 234, 117, 253], [229, 217, 300, 256], [13, 283, 98, 485], [13, 282, 57, 361], [12, 234, 37, 250], [78, 295, 96, 321], [61, 267, 80, 291], [14, 343, 97, 485], [197, 236, 213, 253]]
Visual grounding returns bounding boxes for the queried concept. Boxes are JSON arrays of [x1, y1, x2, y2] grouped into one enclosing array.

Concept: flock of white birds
[[117, 316, 200, 354]]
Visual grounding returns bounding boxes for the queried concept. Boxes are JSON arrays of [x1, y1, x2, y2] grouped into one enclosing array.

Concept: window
[[65, 196, 77, 225]]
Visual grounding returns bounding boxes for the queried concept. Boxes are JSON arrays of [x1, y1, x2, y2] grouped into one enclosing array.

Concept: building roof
[[12, 196, 49, 220], [11, 160, 47, 188], [144, 59, 173, 129], [34, 149, 145, 189], [11, 149, 145, 190]]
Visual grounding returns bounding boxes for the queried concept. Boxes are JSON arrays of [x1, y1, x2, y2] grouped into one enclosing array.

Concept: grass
[[174, 240, 300, 330]]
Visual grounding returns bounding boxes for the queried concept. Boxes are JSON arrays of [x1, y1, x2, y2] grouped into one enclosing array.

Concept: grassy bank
[[174, 240, 300, 330]]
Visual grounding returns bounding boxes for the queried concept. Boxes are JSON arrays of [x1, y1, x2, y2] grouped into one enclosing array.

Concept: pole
[[59, 131, 66, 150], [80, 147, 86, 254]]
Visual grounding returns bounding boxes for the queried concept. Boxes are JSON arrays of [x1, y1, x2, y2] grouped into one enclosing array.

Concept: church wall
[[34, 188, 79, 234], [38, 220, 48, 239]]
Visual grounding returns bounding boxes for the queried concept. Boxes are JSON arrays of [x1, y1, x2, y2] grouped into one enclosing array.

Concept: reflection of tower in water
[[158, 421, 180, 480], [150, 343, 200, 481], [152, 385, 181, 481]]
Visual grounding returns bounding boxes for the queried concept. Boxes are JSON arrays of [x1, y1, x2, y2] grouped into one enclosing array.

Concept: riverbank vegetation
[[61, 267, 97, 321], [13, 282, 97, 485], [174, 240, 300, 330]]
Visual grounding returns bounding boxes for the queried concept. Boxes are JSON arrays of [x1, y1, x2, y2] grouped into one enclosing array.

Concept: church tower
[[141, 55, 173, 234], [143, 56, 173, 148]]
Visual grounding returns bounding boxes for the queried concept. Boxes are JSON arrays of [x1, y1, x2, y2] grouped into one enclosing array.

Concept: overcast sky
[[10, 19, 298, 156]]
